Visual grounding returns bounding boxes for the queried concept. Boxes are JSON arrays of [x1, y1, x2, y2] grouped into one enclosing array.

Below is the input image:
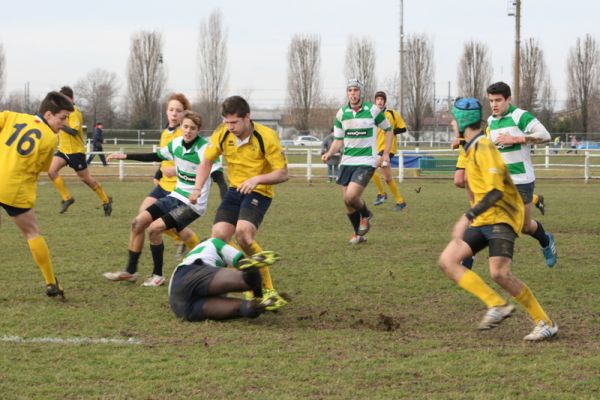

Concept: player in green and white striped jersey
[[322, 79, 393, 244], [486, 82, 557, 268]]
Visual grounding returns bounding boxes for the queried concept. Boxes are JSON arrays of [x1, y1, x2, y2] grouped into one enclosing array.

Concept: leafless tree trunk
[[197, 10, 228, 130], [75, 69, 119, 128], [404, 34, 434, 136], [286, 34, 321, 132], [345, 36, 376, 100], [519, 38, 548, 112], [457, 40, 492, 103], [127, 30, 166, 129], [567, 34, 600, 132], [536, 76, 555, 129], [0, 43, 5, 103]]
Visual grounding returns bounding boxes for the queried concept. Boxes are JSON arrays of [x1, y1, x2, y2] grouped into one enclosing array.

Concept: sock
[[533, 194, 539, 205], [184, 231, 200, 249], [126, 250, 141, 274], [28, 236, 56, 285], [150, 242, 165, 276], [358, 202, 370, 218], [164, 230, 181, 243], [347, 211, 361, 234], [228, 241, 242, 251], [91, 183, 110, 204], [248, 241, 274, 291], [461, 256, 474, 269], [514, 284, 551, 324], [372, 173, 385, 196], [386, 179, 405, 204], [52, 176, 71, 202], [458, 269, 506, 308], [530, 220, 550, 248], [239, 301, 260, 319], [242, 269, 263, 298]]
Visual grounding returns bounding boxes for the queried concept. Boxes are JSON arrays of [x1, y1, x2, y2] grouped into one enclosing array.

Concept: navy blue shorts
[[169, 263, 219, 321], [147, 184, 171, 200], [336, 165, 375, 187], [0, 202, 30, 217], [214, 188, 272, 228], [55, 151, 88, 172], [463, 223, 516, 259], [516, 182, 535, 204]]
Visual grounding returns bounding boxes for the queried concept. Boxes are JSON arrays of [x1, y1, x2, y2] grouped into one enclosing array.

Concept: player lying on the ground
[[168, 237, 281, 321]]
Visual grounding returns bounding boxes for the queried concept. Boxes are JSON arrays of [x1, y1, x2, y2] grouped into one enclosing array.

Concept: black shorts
[[463, 224, 516, 259], [516, 182, 535, 204], [55, 151, 88, 172], [214, 188, 272, 229], [0, 202, 30, 217], [336, 165, 375, 187], [147, 185, 171, 200], [146, 196, 200, 232], [169, 262, 218, 321]]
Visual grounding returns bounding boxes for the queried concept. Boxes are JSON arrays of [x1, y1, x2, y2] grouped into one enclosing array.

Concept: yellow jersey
[[158, 126, 182, 192], [456, 127, 490, 169], [204, 122, 287, 198], [464, 133, 524, 235], [57, 105, 85, 154], [0, 111, 58, 208], [376, 108, 406, 154]]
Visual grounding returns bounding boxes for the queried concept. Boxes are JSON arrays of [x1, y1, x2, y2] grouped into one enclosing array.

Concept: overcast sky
[[1, 0, 599, 109]]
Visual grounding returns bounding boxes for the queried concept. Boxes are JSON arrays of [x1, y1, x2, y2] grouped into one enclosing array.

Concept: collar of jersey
[[493, 104, 517, 120], [235, 132, 254, 146], [463, 131, 485, 152]]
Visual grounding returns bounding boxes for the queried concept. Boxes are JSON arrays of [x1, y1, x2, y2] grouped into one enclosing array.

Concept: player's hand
[[189, 190, 200, 204], [237, 177, 260, 195], [452, 214, 470, 241], [450, 136, 461, 149], [321, 152, 330, 162], [494, 133, 515, 146], [106, 153, 126, 162]]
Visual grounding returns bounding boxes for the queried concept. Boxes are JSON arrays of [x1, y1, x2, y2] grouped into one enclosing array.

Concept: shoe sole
[[477, 306, 515, 330]]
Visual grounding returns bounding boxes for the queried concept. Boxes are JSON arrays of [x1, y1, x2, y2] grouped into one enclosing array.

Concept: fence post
[[113, 137, 117, 145], [152, 145, 158, 167], [584, 151, 590, 183], [545, 145, 550, 169], [306, 148, 313, 183], [119, 147, 125, 181], [397, 151, 404, 183]]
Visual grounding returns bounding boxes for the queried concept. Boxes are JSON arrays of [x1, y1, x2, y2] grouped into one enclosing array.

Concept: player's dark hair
[[222, 96, 250, 117], [182, 110, 202, 128], [374, 91, 387, 103], [486, 82, 511, 99], [59, 86, 74, 99], [39, 91, 75, 115], [167, 93, 191, 111]]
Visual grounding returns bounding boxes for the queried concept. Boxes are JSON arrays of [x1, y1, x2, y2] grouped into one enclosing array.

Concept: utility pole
[[508, 0, 521, 105], [399, 0, 404, 115]]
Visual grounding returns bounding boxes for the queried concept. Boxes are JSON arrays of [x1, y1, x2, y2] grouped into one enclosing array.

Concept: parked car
[[293, 135, 322, 147]]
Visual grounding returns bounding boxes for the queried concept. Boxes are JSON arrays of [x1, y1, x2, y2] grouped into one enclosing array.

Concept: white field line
[[0, 335, 143, 345]]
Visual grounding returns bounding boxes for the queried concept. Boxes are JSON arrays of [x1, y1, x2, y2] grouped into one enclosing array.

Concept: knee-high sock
[[52, 176, 71, 201], [457, 269, 506, 308], [532, 194, 539, 206], [164, 229, 182, 244], [372, 172, 386, 196], [386, 179, 405, 204], [248, 241, 274, 291], [91, 183, 110, 204], [514, 284, 551, 324], [28, 236, 56, 285], [150, 242, 165, 276], [184, 231, 200, 249], [347, 211, 361, 234], [530, 220, 550, 248]]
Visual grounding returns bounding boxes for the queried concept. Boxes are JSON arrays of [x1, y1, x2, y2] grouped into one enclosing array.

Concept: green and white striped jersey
[[487, 104, 548, 184], [333, 101, 391, 167], [157, 135, 211, 214], [168, 238, 245, 296]]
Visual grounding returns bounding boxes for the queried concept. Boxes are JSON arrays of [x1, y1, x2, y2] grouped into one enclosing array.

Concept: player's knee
[[131, 217, 147, 233]]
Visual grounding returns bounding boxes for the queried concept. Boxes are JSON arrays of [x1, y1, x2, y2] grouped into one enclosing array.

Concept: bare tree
[[0, 43, 5, 103], [75, 69, 119, 127], [519, 38, 548, 112], [286, 34, 321, 132], [567, 34, 600, 132], [127, 30, 166, 129], [536, 76, 555, 129], [345, 36, 376, 100], [457, 40, 492, 103], [197, 10, 228, 130], [404, 34, 434, 135]]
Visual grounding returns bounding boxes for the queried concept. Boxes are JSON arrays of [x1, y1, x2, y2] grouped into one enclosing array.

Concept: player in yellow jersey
[[0, 92, 74, 298], [190, 96, 289, 310], [103, 93, 200, 284], [371, 91, 408, 211], [47, 86, 113, 216], [438, 97, 557, 341]]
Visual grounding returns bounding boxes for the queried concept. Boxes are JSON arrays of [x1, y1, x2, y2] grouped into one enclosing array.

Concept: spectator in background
[[321, 130, 341, 182], [86, 122, 108, 166], [553, 136, 560, 154], [567, 135, 578, 154]]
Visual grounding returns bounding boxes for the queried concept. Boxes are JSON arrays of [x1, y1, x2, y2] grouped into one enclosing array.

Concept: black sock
[[530, 221, 549, 248], [359, 202, 371, 218], [150, 242, 165, 276], [126, 250, 141, 274], [242, 269, 263, 298], [239, 301, 260, 319], [347, 211, 361, 234]]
